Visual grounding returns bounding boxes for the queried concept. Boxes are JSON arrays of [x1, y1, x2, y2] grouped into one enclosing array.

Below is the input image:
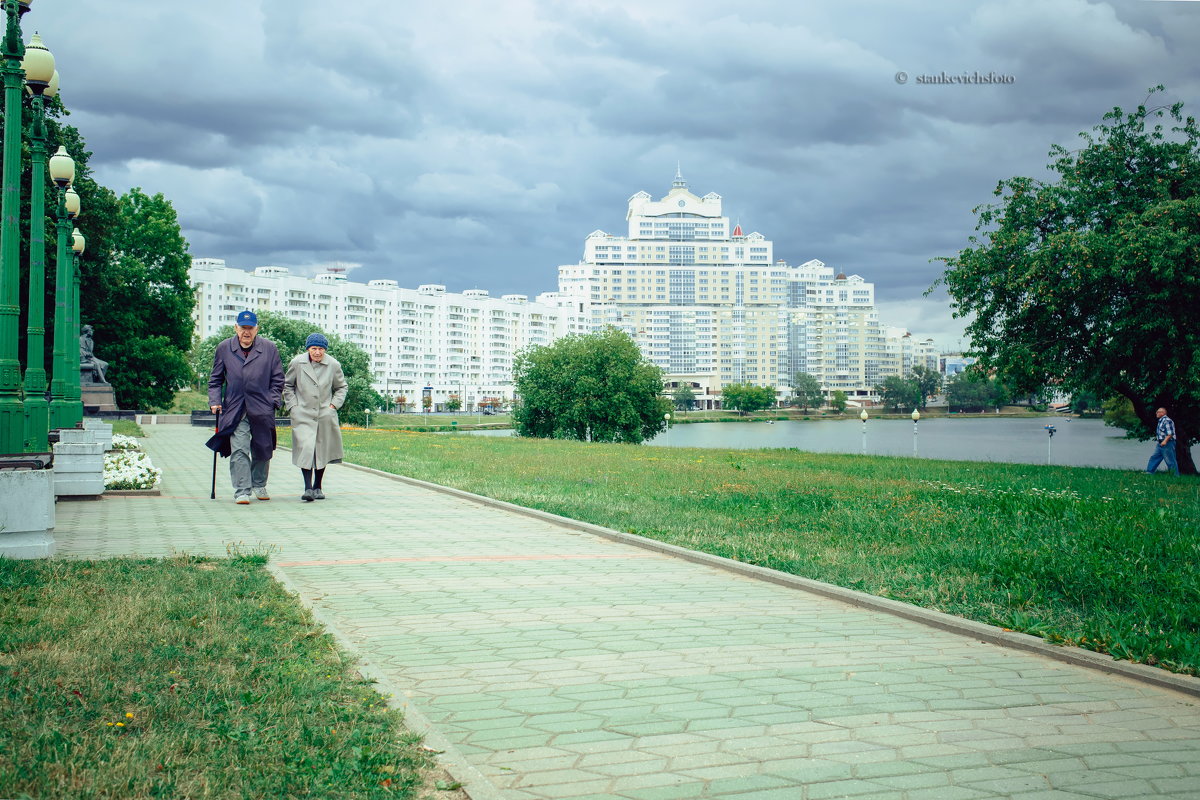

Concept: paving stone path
[[54, 425, 1200, 799]]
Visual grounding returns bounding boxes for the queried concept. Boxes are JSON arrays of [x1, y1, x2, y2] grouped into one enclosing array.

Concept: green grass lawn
[[295, 428, 1200, 675], [0, 552, 436, 799], [108, 418, 146, 438], [363, 413, 512, 431], [153, 388, 212, 414]]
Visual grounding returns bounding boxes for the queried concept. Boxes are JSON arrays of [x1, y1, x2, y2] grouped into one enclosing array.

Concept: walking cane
[[210, 409, 220, 500]]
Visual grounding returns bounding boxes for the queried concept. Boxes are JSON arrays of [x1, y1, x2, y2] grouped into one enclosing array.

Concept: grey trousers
[[230, 417, 270, 494]]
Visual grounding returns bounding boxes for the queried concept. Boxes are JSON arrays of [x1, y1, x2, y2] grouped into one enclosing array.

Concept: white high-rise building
[[190, 258, 587, 409], [558, 173, 934, 406]]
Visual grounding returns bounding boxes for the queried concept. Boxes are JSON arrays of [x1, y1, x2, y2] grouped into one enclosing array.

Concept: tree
[[946, 370, 1006, 413], [830, 390, 848, 415], [445, 394, 462, 412], [193, 311, 382, 425], [81, 188, 195, 411], [910, 365, 942, 407], [874, 375, 921, 413], [934, 88, 1200, 473], [1103, 395, 1140, 431], [791, 372, 824, 411], [671, 383, 696, 412], [1071, 389, 1101, 416], [720, 383, 777, 414], [512, 327, 669, 443]]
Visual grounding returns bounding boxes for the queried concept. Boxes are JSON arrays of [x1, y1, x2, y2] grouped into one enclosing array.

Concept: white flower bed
[[111, 433, 142, 451], [104, 449, 162, 490]]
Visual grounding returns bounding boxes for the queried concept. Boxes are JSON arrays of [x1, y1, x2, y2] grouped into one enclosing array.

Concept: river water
[[465, 417, 1164, 470]]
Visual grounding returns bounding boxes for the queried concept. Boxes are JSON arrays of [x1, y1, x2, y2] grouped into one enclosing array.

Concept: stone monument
[[79, 323, 118, 414]]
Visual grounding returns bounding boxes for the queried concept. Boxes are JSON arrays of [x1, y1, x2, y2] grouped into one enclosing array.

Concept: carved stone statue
[[79, 324, 110, 385]]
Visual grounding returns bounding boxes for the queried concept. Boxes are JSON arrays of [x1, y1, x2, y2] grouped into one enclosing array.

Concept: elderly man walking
[[206, 310, 286, 503], [1146, 407, 1180, 476]]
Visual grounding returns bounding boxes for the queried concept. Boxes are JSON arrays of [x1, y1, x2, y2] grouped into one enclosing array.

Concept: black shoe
[[313, 488, 326, 500], [302, 489, 315, 502]]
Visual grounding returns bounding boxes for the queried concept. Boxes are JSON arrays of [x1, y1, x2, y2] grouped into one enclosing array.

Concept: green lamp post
[[47, 144, 74, 429], [67, 225, 84, 426], [20, 32, 55, 451], [0, 0, 30, 454]]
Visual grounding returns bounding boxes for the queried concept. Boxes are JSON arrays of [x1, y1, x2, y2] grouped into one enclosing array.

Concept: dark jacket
[[205, 335, 285, 461]]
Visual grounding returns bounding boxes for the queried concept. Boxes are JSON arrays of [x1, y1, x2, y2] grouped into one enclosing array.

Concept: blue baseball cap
[[236, 310, 258, 326]]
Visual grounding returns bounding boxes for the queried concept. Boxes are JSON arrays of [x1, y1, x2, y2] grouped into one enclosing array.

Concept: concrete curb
[[267, 563, 503, 800], [338, 459, 1200, 701]]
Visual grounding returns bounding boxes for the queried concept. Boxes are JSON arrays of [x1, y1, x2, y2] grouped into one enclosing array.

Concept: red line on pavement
[[276, 553, 659, 567]]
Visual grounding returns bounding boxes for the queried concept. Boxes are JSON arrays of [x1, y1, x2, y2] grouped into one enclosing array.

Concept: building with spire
[[558, 172, 935, 407]]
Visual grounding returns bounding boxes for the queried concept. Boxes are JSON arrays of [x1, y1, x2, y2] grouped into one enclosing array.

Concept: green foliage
[[946, 370, 1007, 412], [830, 390, 849, 414], [1071, 389, 1101, 416], [935, 87, 1200, 472], [910, 365, 942, 406], [791, 372, 824, 411], [85, 189, 195, 411], [445, 394, 463, 412], [512, 327, 669, 443], [1104, 395, 1140, 431], [671, 383, 696, 412], [192, 311, 382, 424], [874, 375, 921, 412], [720, 383, 777, 414]]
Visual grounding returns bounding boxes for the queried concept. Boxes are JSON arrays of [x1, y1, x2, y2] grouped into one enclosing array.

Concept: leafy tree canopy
[[88, 189, 195, 411], [721, 383, 777, 414], [874, 375, 922, 413], [830, 390, 848, 414], [671, 383, 697, 412], [946, 370, 1008, 413], [791, 372, 824, 411], [512, 327, 669, 443], [934, 87, 1200, 472], [910, 365, 942, 407]]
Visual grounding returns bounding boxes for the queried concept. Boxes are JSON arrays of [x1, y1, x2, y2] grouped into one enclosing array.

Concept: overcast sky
[[31, 0, 1200, 350]]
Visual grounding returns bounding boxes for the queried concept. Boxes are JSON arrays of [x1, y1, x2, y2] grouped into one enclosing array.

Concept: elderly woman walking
[[282, 333, 349, 501]]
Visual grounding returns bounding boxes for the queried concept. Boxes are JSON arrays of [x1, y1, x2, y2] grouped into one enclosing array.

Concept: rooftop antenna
[[672, 163, 687, 190]]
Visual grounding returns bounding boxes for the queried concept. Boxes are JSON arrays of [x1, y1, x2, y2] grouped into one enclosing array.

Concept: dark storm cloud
[[25, 0, 1200, 348]]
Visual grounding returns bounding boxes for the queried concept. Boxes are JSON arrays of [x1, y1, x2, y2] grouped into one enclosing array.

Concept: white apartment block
[[558, 173, 936, 407], [190, 258, 588, 409]]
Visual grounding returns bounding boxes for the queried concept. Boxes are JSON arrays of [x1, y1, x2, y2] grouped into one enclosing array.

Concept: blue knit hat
[[305, 333, 329, 349]]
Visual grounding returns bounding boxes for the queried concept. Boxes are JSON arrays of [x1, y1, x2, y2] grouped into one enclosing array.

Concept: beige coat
[[282, 353, 348, 469]]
